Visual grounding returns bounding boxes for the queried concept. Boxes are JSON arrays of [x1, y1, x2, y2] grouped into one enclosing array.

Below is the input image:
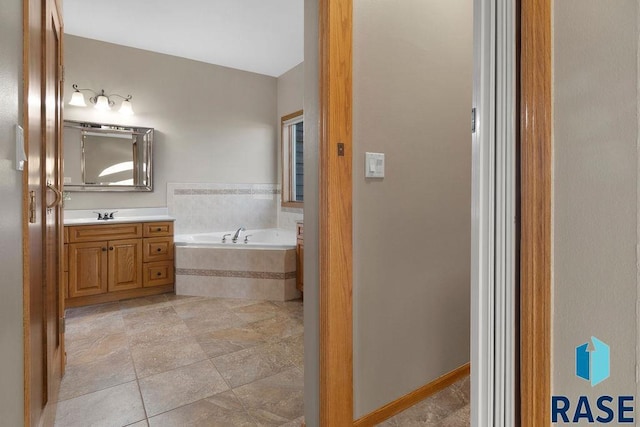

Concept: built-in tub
[[174, 228, 299, 301]]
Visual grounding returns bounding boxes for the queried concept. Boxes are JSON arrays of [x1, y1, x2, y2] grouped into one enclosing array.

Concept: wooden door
[[24, 0, 64, 425], [25, 0, 46, 423], [69, 242, 109, 298], [44, 0, 65, 399], [108, 239, 143, 292]]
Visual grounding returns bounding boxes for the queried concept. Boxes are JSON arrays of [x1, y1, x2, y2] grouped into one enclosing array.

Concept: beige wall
[[276, 62, 304, 230], [552, 0, 638, 401], [63, 35, 278, 209], [353, 0, 472, 417], [303, 0, 320, 423], [0, 0, 25, 424]]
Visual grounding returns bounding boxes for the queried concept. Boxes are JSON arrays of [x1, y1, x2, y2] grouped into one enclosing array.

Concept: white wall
[[276, 63, 304, 230], [0, 0, 25, 424], [552, 0, 638, 401], [63, 35, 278, 209], [352, 0, 472, 417]]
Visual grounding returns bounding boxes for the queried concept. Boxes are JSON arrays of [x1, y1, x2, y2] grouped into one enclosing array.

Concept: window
[[281, 110, 304, 206]]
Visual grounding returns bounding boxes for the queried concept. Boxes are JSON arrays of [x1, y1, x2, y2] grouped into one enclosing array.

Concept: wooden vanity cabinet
[[64, 221, 175, 307], [296, 222, 303, 293]]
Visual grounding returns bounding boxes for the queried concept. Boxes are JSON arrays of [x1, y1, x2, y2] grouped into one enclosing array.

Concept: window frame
[[281, 109, 304, 208]]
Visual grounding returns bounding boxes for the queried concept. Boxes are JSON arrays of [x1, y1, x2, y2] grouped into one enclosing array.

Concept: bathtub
[[174, 228, 300, 301], [175, 228, 296, 249]]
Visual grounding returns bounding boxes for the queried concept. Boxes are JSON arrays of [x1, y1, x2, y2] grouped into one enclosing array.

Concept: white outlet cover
[[365, 152, 385, 178]]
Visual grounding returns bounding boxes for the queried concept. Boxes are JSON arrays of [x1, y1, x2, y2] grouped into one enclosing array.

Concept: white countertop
[[64, 208, 175, 226]]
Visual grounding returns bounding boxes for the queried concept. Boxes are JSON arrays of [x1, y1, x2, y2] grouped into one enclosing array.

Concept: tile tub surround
[[167, 183, 280, 235], [55, 295, 304, 426], [176, 246, 299, 301]]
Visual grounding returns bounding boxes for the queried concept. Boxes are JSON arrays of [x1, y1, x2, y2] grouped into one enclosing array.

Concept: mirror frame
[[63, 120, 154, 192]]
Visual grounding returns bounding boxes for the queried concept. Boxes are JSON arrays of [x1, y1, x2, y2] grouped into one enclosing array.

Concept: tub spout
[[232, 227, 245, 243]]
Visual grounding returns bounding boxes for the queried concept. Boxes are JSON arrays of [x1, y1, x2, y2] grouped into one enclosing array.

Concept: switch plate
[[16, 124, 26, 171], [365, 152, 385, 178]]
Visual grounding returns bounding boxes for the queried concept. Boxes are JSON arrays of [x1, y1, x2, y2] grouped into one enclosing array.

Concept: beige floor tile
[[147, 390, 257, 427], [165, 294, 211, 306], [59, 343, 136, 401], [212, 342, 295, 389], [222, 298, 264, 309], [65, 331, 130, 365], [182, 309, 247, 335], [122, 306, 183, 336], [130, 336, 208, 378], [172, 298, 230, 320], [119, 294, 171, 314], [54, 381, 146, 427], [195, 326, 266, 358], [248, 314, 303, 342], [381, 377, 470, 426], [233, 368, 304, 424], [139, 360, 230, 417], [126, 421, 149, 427], [279, 416, 305, 427], [65, 302, 121, 319], [65, 311, 125, 342], [231, 301, 281, 323], [127, 320, 193, 346], [436, 405, 470, 426]]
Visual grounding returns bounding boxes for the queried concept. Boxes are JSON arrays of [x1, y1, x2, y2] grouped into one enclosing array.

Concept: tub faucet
[[232, 227, 245, 243]]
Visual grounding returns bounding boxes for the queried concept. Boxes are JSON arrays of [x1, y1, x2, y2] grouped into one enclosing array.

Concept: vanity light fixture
[[69, 84, 134, 115]]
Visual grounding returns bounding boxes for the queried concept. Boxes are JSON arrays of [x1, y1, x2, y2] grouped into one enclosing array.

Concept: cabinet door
[[108, 239, 143, 292], [69, 241, 108, 298], [297, 242, 304, 292]]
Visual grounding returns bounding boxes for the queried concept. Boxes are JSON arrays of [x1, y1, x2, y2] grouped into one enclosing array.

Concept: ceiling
[[63, 0, 304, 77]]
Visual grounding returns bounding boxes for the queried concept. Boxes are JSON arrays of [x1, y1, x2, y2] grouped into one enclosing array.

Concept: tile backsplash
[[168, 183, 279, 235]]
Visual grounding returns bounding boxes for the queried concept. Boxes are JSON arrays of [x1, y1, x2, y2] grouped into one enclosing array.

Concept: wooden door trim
[[520, 0, 552, 424], [318, 0, 353, 424]]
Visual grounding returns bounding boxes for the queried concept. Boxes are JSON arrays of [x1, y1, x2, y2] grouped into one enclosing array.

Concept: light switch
[[365, 152, 384, 178]]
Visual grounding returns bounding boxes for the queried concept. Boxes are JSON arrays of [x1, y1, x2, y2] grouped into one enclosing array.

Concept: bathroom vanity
[[296, 221, 303, 293], [63, 211, 175, 307]]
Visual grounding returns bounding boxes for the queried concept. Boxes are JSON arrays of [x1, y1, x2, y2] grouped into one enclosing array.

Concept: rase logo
[[575, 336, 610, 387], [552, 337, 635, 424]]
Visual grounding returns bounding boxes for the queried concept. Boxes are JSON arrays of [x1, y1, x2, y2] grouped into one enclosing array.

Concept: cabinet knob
[[101, 247, 107, 252], [109, 247, 114, 251], [156, 272, 162, 276], [157, 248, 162, 252], [156, 228, 162, 231]]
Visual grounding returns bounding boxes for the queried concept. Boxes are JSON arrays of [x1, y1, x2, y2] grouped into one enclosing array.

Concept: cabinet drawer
[[68, 223, 142, 243], [143, 261, 174, 287], [143, 237, 174, 262], [143, 222, 174, 238]]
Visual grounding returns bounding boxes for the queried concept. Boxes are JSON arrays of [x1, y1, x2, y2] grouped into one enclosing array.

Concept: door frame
[[519, 0, 552, 425], [317, 0, 552, 425], [317, 0, 354, 424]]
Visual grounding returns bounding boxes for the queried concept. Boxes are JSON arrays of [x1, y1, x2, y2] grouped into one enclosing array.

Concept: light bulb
[[94, 95, 111, 110], [69, 90, 87, 107], [119, 99, 134, 115]]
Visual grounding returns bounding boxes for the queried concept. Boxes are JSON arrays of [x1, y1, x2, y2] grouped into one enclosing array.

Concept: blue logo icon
[[576, 336, 610, 387]]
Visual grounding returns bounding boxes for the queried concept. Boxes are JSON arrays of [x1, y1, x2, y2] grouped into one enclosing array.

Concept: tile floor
[[55, 293, 469, 427], [55, 294, 304, 427]]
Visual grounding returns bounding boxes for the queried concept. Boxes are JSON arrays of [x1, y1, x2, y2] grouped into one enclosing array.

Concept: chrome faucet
[[232, 227, 245, 243]]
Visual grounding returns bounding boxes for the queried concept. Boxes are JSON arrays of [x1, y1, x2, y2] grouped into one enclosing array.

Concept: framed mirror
[[63, 120, 154, 191]]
